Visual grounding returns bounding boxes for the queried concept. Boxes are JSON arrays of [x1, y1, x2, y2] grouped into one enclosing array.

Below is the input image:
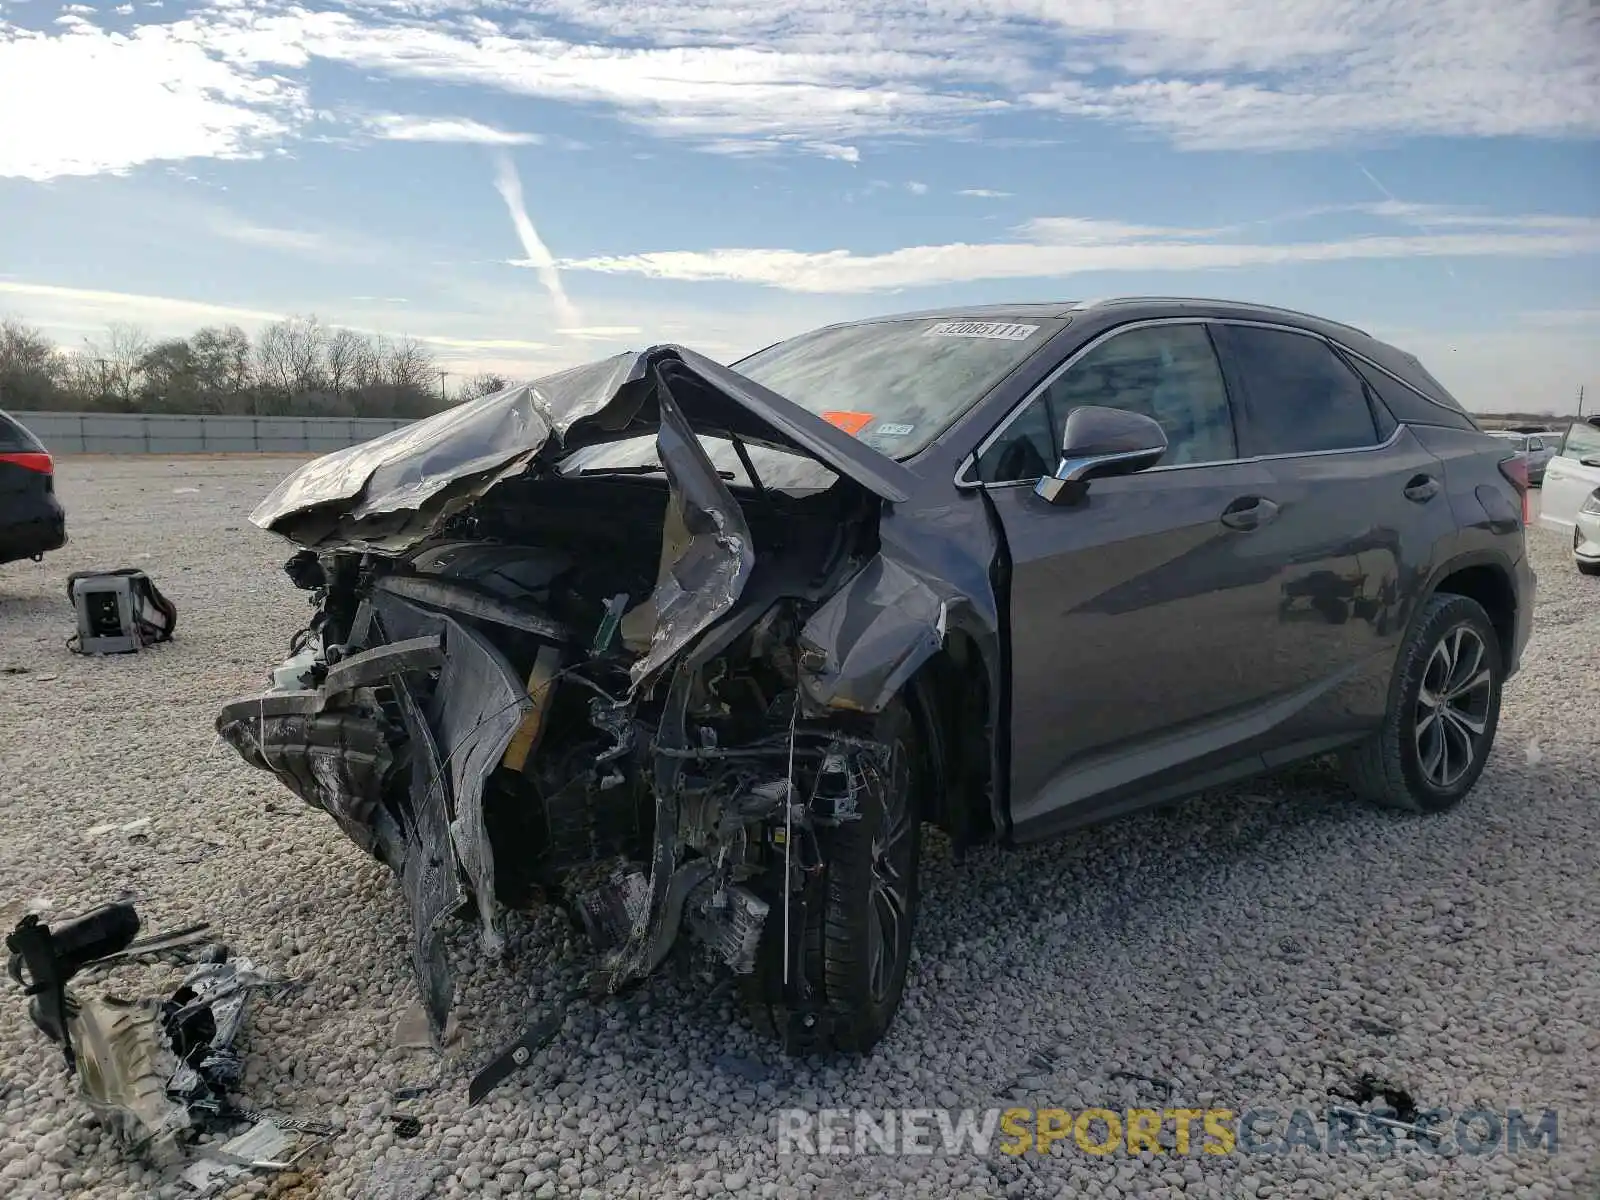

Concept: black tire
[[743, 700, 922, 1055], [1341, 593, 1504, 813]]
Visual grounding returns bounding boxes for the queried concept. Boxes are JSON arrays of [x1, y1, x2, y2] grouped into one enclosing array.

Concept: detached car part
[[65, 569, 178, 655], [6, 904, 284, 1168]]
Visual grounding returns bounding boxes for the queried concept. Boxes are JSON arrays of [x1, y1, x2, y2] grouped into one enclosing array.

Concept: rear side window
[[1218, 326, 1379, 456], [1343, 353, 1477, 431], [0, 413, 44, 452]]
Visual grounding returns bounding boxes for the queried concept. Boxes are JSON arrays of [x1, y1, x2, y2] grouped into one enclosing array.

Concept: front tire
[[1341, 593, 1503, 813], [743, 700, 922, 1055]]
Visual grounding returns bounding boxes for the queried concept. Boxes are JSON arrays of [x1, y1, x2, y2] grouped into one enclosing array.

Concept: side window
[[1528, 437, 1544, 452], [0, 414, 43, 452], [976, 324, 1234, 482], [1222, 326, 1380, 456], [1559, 421, 1600, 462]]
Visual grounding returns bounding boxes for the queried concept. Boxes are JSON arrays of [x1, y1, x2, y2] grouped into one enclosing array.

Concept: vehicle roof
[[842, 296, 1373, 338], [787, 296, 1470, 415]]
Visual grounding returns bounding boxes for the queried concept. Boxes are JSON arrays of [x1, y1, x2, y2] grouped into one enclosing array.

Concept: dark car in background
[[0, 409, 66, 566], [218, 297, 1536, 1063]]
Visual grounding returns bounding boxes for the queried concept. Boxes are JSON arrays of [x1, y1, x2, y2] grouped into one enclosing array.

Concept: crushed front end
[[216, 348, 951, 1057]]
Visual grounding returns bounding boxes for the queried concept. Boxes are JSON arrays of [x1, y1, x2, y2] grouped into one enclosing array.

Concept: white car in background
[[1538, 418, 1600, 576]]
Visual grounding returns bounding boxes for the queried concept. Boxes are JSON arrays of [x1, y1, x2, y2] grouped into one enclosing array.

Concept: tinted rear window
[[0, 412, 44, 453], [1219, 325, 1378, 455]]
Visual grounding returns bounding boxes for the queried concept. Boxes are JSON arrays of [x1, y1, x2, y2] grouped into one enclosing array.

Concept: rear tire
[[1341, 593, 1503, 814], [743, 700, 921, 1055]]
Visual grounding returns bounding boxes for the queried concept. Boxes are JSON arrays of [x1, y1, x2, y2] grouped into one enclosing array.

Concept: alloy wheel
[[1414, 624, 1495, 789]]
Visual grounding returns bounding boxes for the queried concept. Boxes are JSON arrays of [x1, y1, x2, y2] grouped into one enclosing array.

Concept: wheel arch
[[1422, 551, 1520, 665], [903, 628, 1001, 851]]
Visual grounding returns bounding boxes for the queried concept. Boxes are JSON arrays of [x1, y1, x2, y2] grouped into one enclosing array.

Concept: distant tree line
[[0, 316, 509, 418]]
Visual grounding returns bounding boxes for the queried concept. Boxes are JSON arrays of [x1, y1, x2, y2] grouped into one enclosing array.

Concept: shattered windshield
[[731, 316, 1067, 459]]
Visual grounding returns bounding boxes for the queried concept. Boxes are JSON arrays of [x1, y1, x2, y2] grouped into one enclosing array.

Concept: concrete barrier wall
[[12, 412, 415, 454]]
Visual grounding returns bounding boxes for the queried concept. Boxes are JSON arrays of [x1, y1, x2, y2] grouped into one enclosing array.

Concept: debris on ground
[[178, 1120, 299, 1195], [65, 568, 178, 655], [4, 901, 335, 1185]]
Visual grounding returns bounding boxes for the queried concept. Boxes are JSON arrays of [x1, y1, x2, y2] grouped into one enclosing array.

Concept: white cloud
[[906, 180, 929, 195], [0, 278, 287, 331], [491, 150, 579, 329], [959, 188, 1012, 198], [805, 142, 860, 163], [363, 113, 543, 145], [559, 211, 1600, 293], [0, 275, 836, 381], [0, 14, 305, 180], [206, 215, 334, 254], [3, 1, 1596, 177]]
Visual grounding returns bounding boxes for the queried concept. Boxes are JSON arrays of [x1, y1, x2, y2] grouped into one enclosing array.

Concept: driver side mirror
[[1035, 406, 1169, 505]]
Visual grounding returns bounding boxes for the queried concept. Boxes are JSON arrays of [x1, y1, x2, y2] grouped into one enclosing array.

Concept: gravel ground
[[1, 455, 1596, 1200]]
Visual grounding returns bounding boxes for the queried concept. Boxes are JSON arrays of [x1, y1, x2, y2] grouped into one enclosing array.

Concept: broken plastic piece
[[467, 999, 576, 1106], [5, 902, 141, 1066]]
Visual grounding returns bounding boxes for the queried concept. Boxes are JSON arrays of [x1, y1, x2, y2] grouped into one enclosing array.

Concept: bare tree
[[191, 325, 253, 411], [325, 326, 369, 401], [0, 310, 451, 419], [82, 323, 151, 411], [0, 318, 64, 409], [460, 372, 510, 401]]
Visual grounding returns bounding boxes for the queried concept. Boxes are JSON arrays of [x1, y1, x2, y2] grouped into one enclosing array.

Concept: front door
[[971, 320, 1290, 839]]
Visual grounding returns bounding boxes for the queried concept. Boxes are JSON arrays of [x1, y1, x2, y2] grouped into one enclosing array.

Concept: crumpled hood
[[251, 344, 915, 551]]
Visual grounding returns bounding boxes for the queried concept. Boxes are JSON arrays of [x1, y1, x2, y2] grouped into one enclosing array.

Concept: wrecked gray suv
[[219, 299, 1533, 1062]]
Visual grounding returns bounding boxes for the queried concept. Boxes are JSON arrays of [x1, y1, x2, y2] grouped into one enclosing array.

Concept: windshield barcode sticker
[[924, 321, 1040, 341]]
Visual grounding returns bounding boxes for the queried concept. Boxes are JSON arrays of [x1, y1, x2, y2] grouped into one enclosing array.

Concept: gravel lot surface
[[1, 455, 1596, 1200]]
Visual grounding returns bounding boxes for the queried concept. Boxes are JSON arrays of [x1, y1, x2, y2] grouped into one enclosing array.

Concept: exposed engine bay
[[215, 347, 998, 1069]]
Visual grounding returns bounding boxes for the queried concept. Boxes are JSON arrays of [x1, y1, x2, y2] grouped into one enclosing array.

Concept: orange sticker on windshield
[[821, 410, 875, 436]]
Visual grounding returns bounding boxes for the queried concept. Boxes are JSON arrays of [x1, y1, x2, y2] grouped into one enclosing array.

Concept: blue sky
[[0, 0, 1596, 412]]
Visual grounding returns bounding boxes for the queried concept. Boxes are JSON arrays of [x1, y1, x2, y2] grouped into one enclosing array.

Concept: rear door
[[1209, 322, 1457, 755], [971, 320, 1291, 838], [1540, 421, 1600, 533]]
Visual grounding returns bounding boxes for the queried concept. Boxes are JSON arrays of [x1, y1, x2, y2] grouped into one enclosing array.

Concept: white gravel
[[2, 455, 1597, 1200]]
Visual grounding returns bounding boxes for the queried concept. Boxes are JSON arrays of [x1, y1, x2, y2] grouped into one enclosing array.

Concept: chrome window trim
[[956, 316, 1406, 490]]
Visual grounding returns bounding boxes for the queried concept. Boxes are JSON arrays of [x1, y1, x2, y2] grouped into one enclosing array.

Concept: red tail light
[[1498, 455, 1530, 524], [0, 451, 52, 474]]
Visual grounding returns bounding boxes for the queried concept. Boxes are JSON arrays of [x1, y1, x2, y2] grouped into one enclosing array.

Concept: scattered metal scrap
[[1327, 1073, 1444, 1144], [4, 901, 334, 1187]]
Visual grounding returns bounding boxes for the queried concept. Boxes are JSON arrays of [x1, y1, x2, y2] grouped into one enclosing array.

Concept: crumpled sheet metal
[[371, 677, 464, 1042], [626, 378, 754, 690], [368, 594, 533, 962], [249, 345, 915, 552], [797, 553, 952, 715], [796, 495, 1003, 716], [64, 958, 273, 1169]]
